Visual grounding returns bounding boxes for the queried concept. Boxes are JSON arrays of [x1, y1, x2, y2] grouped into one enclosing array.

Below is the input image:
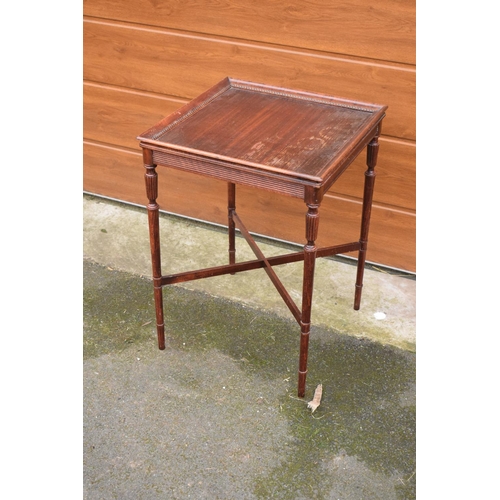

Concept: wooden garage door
[[83, 0, 416, 272]]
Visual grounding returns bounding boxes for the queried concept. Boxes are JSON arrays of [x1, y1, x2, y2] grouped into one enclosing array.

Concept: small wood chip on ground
[[307, 384, 323, 413]]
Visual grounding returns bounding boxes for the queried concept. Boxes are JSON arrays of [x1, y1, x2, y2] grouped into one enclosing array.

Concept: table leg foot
[[228, 183, 236, 273], [354, 284, 363, 311], [154, 285, 165, 350], [298, 368, 308, 398]]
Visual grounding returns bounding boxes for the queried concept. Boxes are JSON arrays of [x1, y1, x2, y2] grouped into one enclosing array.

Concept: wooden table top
[[138, 77, 387, 188]]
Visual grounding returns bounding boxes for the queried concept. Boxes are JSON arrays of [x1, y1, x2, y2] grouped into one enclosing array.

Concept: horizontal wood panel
[[83, 0, 415, 65], [83, 19, 415, 140], [84, 83, 415, 211], [330, 138, 415, 210], [83, 83, 184, 148], [84, 142, 415, 271]]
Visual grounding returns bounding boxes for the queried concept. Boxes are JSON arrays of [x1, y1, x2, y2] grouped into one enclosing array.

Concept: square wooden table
[[138, 77, 387, 397]]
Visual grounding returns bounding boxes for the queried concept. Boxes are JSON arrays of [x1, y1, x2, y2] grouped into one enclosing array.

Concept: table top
[[138, 77, 387, 188]]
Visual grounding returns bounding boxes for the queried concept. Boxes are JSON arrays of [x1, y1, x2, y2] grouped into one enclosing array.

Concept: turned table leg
[[354, 130, 380, 310], [298, 197, 320, 397], [228, 182, 236, 270], [143, 149, 165, 350]]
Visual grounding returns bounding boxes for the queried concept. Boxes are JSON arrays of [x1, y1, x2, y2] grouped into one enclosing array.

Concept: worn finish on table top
[[138, 78, 387, 186]]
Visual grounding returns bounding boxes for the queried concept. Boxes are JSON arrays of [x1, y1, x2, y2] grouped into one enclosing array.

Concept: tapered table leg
[[143, 149, 165, 350], [298, 200, 320, 397], [228, 182, 236, 270], [354, 129, 380, 310]]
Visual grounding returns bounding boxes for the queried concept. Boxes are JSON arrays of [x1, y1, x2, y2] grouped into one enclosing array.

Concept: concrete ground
[[83, 194, 416, 499]]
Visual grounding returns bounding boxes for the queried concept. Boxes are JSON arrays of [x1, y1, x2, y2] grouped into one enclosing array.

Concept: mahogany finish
[[138, 77, 387, 397]]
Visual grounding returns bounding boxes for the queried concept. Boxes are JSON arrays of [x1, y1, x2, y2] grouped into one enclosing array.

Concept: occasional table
[[137, 77, 387, 397]]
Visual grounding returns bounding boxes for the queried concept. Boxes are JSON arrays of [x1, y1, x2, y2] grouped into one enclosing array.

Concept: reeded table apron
[[137, 77, 387, 397]]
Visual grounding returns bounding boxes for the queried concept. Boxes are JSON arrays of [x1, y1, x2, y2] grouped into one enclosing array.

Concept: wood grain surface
[[84, 19, 415, 140], [83, 1, 415, 271], [83, 0, 415, 65], [84, 83, 415, 211]]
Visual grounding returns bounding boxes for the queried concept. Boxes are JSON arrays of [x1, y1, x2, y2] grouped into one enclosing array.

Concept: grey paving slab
[[83, 195, 415, 352], [83, 259, 416, 499]]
